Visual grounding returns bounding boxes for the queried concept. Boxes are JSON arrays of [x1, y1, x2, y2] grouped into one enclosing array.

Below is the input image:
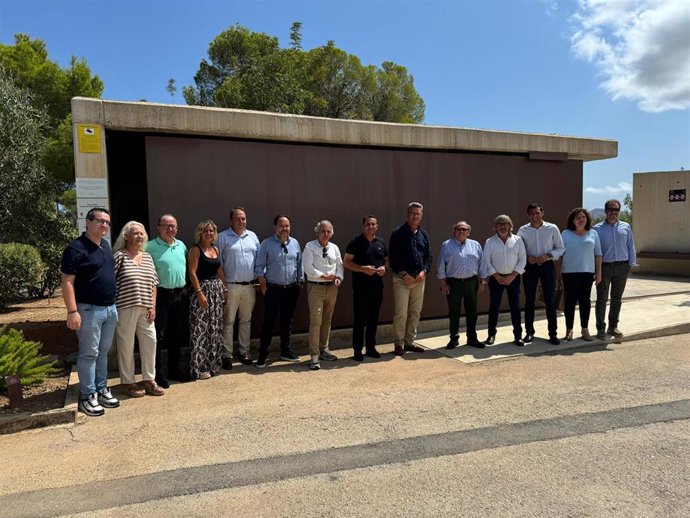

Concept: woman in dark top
[[187, 220, 228, 380]]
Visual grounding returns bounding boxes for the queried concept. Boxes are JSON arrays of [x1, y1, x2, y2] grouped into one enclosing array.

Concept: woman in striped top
[[114, 221, 164, 398]]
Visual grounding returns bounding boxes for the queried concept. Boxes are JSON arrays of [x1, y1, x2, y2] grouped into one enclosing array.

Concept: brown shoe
[[142, 380, 165, 396], [404, 343, 425, 353], [393, 345, 405, 356], [125, 383, 145, 398]]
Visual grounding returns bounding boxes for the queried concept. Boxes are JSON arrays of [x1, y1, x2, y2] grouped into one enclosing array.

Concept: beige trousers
[[116, 306, 157, 384], [392, 276, 426, 346], [223, 283, 257, 356], [307, 283, 339, 359]]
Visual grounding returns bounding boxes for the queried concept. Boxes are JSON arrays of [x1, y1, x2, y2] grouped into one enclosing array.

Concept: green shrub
[[0, 325, 58, 390], [0, 243, 45, 307]]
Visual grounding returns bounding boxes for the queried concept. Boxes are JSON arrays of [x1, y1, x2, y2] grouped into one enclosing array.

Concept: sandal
[[142, 380, 165, 396], [125, 383, 145, 398]]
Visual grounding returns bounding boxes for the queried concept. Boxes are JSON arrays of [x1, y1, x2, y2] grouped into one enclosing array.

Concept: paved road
[[0, 334, 688, 517]]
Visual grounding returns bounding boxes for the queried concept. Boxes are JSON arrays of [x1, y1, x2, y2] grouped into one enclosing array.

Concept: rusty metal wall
[[142, 135, 582, 334]]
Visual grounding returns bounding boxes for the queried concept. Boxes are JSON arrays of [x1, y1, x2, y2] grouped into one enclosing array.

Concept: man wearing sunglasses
[[438, 221, 485, 349], [302, 220, 344, 370], [61, 207, 119, 417], [255, 215, 303, 367], [593, 199, 637, 340]]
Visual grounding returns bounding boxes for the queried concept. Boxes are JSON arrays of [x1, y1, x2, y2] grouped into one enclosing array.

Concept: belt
[[227, 281, 257, 285], [266, 282, 300, 289], [448, 275, 477, 281], [308, 281, 335, 285], [603, 261, 628, 266], [158, 287, 184, 293]]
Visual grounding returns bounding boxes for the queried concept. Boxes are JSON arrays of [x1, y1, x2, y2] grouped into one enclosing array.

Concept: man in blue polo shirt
[[61, 207, 120, 417], [594, 199, 637, 339]]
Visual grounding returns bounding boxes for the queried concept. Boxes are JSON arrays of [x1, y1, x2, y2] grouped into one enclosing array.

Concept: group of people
[[61, 199, 636, 417]]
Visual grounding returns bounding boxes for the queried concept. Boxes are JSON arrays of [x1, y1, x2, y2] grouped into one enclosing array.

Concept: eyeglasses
[[454, 227, 469, 232], [281, 243, 289, 254], [159, 224, 178, 230], [89, 217, 111, 226], [606, 208, 620, 212], [322, 247, 328, 258]]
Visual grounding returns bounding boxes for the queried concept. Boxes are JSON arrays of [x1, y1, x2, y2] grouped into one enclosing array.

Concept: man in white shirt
[[480, 214, 527, 346], [217, 207, 261, 367], [517, 202, 565, 346], [302, 220, 344, 370]]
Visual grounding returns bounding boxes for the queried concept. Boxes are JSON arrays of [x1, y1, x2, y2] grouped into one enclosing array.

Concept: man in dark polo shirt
[[344, 215, 388, 361], [389, 202, 432, 356], [61, 207, 120, 417]]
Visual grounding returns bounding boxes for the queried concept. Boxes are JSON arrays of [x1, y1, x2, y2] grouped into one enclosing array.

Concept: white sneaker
[[98, 387, 120, 408], [79, 393, 105, 416]]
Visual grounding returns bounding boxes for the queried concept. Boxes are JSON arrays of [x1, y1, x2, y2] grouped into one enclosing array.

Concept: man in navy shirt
[[389, 202, 432, 356], [61, 208, 120, 417], [344, 215, 388, 361]]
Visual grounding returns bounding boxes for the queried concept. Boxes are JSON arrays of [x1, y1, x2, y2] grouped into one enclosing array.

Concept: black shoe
[[446, 337, 459, 350], [484, 336, 495, 346], [523, 333, 534, 343], [280, 351, 300, 362], [353, 350, 364, 361], [168, 371, 194, 383], [222, 357, 233, 370], [467, 338, 485, 349], [155, 376, 170, 389], [549, 335, 561, 345], [404, 343, 425, 353], [365, 347, 381, 359], [240, 352, 254, 365], [513, 339, 525, 347], [256, 355, 267, 369]]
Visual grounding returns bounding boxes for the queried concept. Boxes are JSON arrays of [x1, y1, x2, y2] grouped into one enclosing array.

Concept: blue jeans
[[75, 303, 118, 397]]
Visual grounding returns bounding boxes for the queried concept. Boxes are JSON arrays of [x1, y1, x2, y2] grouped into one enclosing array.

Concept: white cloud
[[585, 181, 633, 195], [571, 0, 690, 112]]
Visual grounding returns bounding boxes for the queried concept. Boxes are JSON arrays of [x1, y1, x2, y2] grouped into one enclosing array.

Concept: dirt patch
[[1, 294, 74, 417]]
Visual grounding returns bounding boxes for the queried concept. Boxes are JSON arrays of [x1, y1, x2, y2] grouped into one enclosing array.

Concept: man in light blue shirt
[[437, 221, 485, 349], [254, 215, 303, 367], [593, 199, 637, 339], [217, 207, 260, 367], [517, 202, 565, 346]]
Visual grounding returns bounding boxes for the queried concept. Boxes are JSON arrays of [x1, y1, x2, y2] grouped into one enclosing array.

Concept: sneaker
[[256, 356, 267, 369], [280, 351, 300, 362], [79, 393, 105, 416], [310, 360, 321, 371], [607, 327, 624, 337], [97, 387, 120, 408], [318, 351, 337, 362], [197, 372, 212, 380]]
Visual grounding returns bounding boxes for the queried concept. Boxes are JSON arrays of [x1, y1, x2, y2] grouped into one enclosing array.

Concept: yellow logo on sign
[[78, 124, 101, 153]]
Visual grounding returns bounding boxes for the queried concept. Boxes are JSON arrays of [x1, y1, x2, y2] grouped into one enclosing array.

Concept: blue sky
[[2, 0, 688, 210]]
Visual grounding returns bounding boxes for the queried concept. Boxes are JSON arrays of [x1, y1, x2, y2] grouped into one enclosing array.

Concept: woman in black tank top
[[187, 220, 228, 379]]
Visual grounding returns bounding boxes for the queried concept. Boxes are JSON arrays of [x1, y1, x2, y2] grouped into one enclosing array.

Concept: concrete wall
[[633, 170, 690, 276]]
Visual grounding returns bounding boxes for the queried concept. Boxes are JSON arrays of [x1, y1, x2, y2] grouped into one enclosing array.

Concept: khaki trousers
[[392, 276, 426, 346], [307, 283, 339, 359], [223, 283, 256, 356], [116, 306, 157, 384]]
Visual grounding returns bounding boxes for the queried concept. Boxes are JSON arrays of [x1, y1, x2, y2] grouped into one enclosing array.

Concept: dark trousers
[[488, 275, 522, 339], [596, 262, 629, 331], [352, 282, 384, 351], [259, 284, 301, 356], [562, 272, 594, 329], [154, 287, 189, 378], [446, 276, 479, 340], [522, 261, 558, 337]]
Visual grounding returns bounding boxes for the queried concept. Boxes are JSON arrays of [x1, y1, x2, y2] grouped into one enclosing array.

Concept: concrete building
[[633, 170, 690, 276], [71, 97, 617, 333]]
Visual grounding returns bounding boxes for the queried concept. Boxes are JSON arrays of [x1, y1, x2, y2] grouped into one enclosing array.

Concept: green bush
[[0, 325, 58, 390], [0, 243, 45, 307]]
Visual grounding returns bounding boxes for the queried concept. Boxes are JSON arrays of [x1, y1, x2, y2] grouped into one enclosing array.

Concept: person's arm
[[255, 241, 268, 295], [218, 265, 229, 303], [551, 227, 566, 261], [61, 273, 81, 330], [187, 246, 208, 309], [437, 242, 449, 294], [627, 225, 637, 270], [147, 286, 157, 323], [334, 246, 343, 286]]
